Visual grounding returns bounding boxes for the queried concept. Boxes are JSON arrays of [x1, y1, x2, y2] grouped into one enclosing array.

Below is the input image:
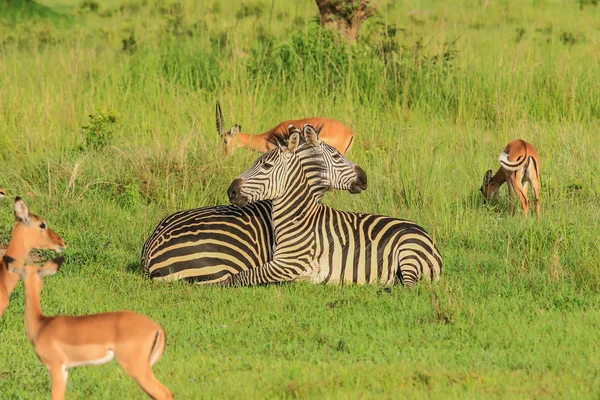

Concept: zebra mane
[[266, 124, 325, 148], [262, 124, 331, 198], [295, 136, 330, 196]]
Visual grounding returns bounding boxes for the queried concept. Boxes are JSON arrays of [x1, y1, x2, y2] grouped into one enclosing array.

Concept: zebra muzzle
[[349, 165, 368, 194], [228, 178, 248, 207]]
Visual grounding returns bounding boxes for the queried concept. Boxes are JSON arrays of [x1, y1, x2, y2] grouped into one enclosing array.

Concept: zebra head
[[302, 124, 367, 194], [228, 124, 367, 207]]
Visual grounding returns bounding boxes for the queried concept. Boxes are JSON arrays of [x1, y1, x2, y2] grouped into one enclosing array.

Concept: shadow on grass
[[0, 0, 73, 25], [458, 188, 514, 215], [126, 260, 142, 275]]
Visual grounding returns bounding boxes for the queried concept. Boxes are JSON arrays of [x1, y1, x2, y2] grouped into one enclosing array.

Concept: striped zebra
[[226, 124, 442, 286], [141, 126, 367, 282]]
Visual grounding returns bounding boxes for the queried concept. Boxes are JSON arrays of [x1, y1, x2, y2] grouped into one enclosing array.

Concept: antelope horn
[[216, 101, 225, 137]]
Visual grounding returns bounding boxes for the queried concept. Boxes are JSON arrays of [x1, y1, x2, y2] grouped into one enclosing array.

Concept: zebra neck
[[271, 179, 321, 232]]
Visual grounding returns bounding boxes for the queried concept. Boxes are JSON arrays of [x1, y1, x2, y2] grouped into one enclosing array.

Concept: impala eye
[[39, 222, 46, 229]]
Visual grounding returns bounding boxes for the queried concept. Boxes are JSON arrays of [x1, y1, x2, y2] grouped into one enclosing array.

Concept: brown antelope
[[480, 139, 541, 218], [216, 101, 355, 155], [0, 197, 66, 318], [4, 255, 173, 400]]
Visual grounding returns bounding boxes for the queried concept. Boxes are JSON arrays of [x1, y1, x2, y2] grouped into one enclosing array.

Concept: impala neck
[[1, 233, 29, 290], [490, 168, 507, 189], [236, 132, 271, 153], [5, 228, 30, 267], [22, 277, 46, 343]]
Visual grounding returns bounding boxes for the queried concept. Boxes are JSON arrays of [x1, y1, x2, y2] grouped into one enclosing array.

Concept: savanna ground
[[1, 0, 599, 398]]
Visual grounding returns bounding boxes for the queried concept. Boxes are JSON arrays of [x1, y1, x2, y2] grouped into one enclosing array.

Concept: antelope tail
[[498, 151, 527, 172], [149, 330, 164, 367]]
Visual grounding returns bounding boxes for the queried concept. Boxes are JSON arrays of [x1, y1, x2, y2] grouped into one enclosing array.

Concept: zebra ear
[[303, 124, 319, 146], [287, 130, 300, 152], [287, 124, 301, 135]]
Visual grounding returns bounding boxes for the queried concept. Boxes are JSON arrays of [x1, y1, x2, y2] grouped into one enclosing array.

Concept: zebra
[[225, 124, 442, 286], [141, 125, 367, 283]]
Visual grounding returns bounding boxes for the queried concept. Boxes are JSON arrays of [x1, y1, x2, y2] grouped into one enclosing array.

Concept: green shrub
[[81, 110, 118, 151]]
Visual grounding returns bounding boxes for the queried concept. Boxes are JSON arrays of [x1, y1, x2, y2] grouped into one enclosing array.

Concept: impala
[[4, 255, 173, 400], [216, 101, 354, 155], [0, 197, 66, 318], [480, 139, 541, 218]]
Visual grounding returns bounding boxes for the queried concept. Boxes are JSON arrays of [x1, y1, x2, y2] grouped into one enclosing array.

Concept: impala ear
[[303, 124, 320, 146], [14, 196, 31, 224], [483, 169, 493, 186], [230, 125, 241, 137], [287, 130, 300, 152], [216, 101, 225, 137], [39, 256, 65, 278], [0, 188, 5, 200], [3, 255, 25, 278]]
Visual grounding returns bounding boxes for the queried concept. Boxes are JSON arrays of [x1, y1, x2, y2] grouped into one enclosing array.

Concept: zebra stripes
[[141, 126, 366, 282], [226, 124, 442, 286], [142, 202, 273, 283]]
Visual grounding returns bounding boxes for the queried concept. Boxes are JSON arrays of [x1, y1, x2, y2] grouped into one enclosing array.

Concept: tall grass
[[1, 0, 600, 398]]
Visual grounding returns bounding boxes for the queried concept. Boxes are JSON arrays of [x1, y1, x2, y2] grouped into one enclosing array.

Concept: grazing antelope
[[4, 255, 173, 400], [0, 197, 66, 318], [480, 139, 541, 219], [216, 101, 355, 155]]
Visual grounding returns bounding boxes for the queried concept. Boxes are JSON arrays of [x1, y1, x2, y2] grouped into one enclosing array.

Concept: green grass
[[1, 0, 600, 398]]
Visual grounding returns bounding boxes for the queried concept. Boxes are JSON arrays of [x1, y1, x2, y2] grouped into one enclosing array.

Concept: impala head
[[4, 255, 64, 291], [216, 100, 242, 156], [12, 197, 66, 253], [228, 124, 367, 207], [480, 169, 497, 200]]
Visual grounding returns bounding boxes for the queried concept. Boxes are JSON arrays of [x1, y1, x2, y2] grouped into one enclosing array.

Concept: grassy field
[[1, 0, 600, 398]]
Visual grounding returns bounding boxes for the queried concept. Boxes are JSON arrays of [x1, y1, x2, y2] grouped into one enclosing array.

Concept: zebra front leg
[[227, 259, 311, 286]]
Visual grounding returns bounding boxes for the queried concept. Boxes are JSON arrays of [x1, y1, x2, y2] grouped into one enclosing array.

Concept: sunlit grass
[[1, 0, 600, 398]]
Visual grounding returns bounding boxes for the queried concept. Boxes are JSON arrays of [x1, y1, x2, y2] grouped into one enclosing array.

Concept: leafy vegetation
[[1, 0, 600, 398]]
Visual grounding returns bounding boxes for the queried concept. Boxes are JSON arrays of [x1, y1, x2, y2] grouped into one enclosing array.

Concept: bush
[[81, 110, 118, 151]]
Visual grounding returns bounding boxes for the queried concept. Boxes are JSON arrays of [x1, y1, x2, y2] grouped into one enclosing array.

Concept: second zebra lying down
[[226, 124, 442, 286]]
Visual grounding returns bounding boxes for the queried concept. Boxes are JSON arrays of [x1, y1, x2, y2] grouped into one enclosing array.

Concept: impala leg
[[512, 170, 529, 216], [0, 289, 7, 318], [521, 180, 529, 195], [5, 273, 20, 296], [0, 273, 20, 318], [119, 353, 172, 400], [529, 169, 541, 220], [506, 176, 516, 215], [48, 365, 68, 400], [126, 365, 172, 400]]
